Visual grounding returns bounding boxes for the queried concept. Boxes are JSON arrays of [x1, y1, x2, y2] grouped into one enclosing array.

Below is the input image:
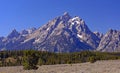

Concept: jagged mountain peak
[[107, 29, 119, 34], [11, 29, 18, 33], [26, 12, 100, 52], [59, 12, 71, 22], [63, 12, 69, 16], [69, 16, 85, 26], [7, 29, 20, 39], [20, 27, 37, 36], [72, 16, 81, 21], [0, 12, 120, 52], [94, 31, 103, 38], [68, 17, 90, 34], [97, 29, 120, 52], [21, 29, 28, 35], [44, 12, 84, 28]]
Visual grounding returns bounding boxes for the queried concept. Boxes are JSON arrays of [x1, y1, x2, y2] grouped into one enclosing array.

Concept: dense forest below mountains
[[0, 50, 120, 69]]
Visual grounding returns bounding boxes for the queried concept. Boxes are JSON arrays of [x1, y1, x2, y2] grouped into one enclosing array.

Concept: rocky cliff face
[[0, 12, 119, 52], [21, 12, 100, 52], [97, 29, 120, 52]]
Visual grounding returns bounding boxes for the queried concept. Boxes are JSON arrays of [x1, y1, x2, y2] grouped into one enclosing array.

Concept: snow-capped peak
[[77, 34, 83, 39], [69, 16, 84, 25], [72, 16, 81, 21]]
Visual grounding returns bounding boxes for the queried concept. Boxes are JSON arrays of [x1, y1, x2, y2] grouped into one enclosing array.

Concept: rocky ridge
[[0, 12, 119, 52]]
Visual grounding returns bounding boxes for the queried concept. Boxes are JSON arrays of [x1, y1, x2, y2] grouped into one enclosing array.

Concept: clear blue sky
[[0, 0, 120, 36]]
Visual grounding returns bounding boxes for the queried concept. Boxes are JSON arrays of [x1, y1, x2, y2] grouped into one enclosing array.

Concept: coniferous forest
[[0, 50, 120, 70]]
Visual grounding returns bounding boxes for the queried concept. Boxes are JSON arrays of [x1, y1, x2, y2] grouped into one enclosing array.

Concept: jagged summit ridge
[[0, 12, 100, 52], [63, 12, 69, 15], [0, 12, 119, 52], [7, 29, 20, 39], [20, 12, 100, 52], [97, 29, 120, 52]]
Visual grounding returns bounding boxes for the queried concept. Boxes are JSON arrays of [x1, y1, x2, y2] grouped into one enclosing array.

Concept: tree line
[[0, 50, 120, 70]]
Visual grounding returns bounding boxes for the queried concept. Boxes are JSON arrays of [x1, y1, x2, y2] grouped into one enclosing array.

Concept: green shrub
[[22, 50, 39, 70], [89, 56, 96, 63]]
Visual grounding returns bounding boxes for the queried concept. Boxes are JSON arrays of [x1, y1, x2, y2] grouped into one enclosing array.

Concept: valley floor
[[0, 60, 120, 73]]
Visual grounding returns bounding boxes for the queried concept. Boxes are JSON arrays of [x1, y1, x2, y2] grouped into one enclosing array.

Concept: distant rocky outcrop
[[97, 29, 120, 52]]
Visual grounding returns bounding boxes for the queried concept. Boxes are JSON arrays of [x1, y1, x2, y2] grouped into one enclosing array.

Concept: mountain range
[[0, 12, 120, 52]]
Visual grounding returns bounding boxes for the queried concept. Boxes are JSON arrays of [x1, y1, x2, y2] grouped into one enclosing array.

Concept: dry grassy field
[[0, 60, 120, 73]]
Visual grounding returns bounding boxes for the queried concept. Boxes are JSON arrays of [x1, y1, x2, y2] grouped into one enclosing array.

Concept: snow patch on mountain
[[77, 34, 83, 39], [71, 16, 80, 21], [47, 28, 50, 31]]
